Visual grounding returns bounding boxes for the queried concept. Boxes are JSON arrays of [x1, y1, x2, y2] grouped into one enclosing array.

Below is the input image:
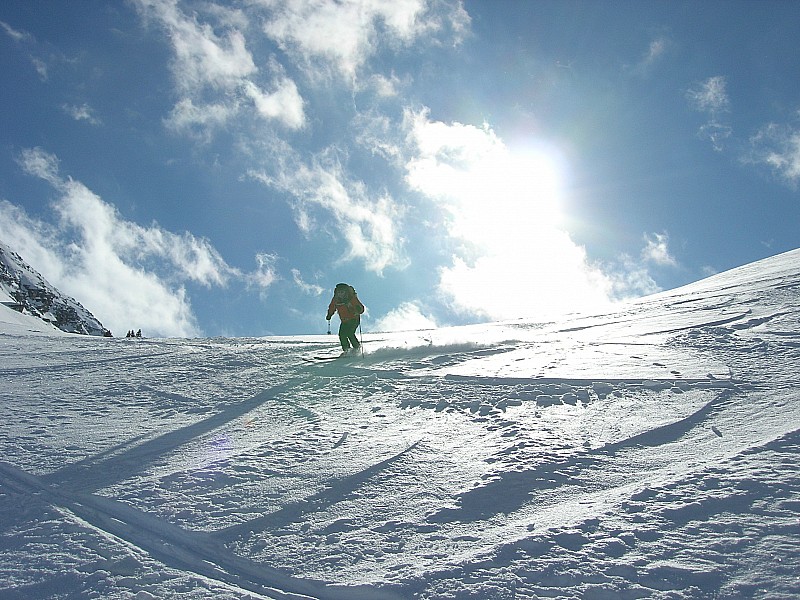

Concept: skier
[[326, 283, 365, 354]]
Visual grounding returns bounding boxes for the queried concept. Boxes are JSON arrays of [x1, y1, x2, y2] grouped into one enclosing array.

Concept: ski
[[302, 355, 342, 362], [301, 352, 362, 363]]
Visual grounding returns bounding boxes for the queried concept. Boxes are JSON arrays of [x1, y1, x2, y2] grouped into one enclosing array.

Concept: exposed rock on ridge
[[0, 240, 111, 336]]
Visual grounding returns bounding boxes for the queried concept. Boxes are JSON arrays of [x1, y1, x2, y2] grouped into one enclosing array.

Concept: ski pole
[[359, 321, 364, 357]]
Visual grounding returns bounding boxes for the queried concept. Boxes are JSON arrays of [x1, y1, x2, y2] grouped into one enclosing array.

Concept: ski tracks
[[0, 458, 405, 600], [0, 367, 412, 600]]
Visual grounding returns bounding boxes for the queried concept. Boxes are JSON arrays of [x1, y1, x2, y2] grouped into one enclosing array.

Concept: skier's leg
[[340, 319, 359, 350], [338, 323, 350, 350], [348, 328, 360, 349]]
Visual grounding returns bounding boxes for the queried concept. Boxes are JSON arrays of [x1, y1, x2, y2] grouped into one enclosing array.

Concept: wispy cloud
[[248, 253, 280, 297], [16, 147, 61, 184], [688, 76, 730, 113], [641, 231, 677, 267], [0, 20, 30, 42], [605, 232, 679, 299], [0, 20, 49, 80], [606, 254, 662, 298], [62, 103, 102, 125], [136, 0, 256, 91], [629, 35, 671, 76], [242, 76, 305, 128], [31, 57, 48, 81], [687, 75, 732, 151], [248, 151, 407, 274], [2, 147, 277, 337], [133, 0, 468, 279], [292, 268, 325, 296], [747, 119, 800, 187]]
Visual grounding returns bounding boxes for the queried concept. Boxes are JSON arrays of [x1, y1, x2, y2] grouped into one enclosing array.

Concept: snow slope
[[1, 249, 799, 599], [0, 294, 65, 336]]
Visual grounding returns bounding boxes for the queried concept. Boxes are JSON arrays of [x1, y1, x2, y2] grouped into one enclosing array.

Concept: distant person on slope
[[326, 283, 365, 353]]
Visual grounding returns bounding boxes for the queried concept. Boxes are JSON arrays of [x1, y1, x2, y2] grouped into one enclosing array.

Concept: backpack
[[334, 282, 356, 302]]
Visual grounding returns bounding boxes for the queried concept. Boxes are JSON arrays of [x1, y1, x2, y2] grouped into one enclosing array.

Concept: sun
[[406, 114, 614, 320], [447, 144, 566, 252]]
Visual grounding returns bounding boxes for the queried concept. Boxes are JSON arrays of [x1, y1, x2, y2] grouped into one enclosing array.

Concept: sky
[[0, 0, 798, 338]]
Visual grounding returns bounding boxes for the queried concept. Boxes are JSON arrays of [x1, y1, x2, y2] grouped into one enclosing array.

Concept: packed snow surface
[[1, 250, 799, 599]]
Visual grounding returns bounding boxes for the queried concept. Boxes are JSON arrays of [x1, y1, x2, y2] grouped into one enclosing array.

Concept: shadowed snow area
[[1, 249, 799, 599]]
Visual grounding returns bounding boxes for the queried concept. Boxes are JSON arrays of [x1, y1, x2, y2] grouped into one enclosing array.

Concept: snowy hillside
[[1, 249, 799, 599], [0, 240, 110, 337]]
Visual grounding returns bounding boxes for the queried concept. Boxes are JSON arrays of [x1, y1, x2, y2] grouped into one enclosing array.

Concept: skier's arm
[[326, 299, 336, 320]]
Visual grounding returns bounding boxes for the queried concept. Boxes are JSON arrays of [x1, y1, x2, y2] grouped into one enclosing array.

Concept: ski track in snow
[[1, 251, 800, 599]]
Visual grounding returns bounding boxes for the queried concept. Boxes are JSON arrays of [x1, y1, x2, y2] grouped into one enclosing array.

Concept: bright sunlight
[[406, 111, 614, 321]]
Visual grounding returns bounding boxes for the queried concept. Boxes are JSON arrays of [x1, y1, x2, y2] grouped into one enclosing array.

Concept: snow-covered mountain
[[0, 240, 111, 336], [0, 249, 798, 599]]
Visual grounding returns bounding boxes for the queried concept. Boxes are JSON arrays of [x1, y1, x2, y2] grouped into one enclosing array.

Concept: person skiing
[[326, 283, 365, 354]]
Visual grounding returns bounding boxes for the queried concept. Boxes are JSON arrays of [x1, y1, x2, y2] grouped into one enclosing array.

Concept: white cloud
[[606, 253, 662, 299], [697, 121, 733, 152], [353, 110, 404, 163], [365, 72, 406, 98], [645, 37, 668, 64], [0, 22, 52, 80], [629, 36, 671, 76], [688, 76, 730, 113], [62, 103, 102, 126], [403, 109, 616, 321], [249, 152, 407, 274], [748, 120, 800, 187], [374, 301, 438, 332], [164, 97, 236, 137], [0, 20, 30, 42], [259, 0, 423, 78], [257, 0, 469, 79], [292, 268, 325, 296], [17, 147, 61, 185], [249, 252, 280, 294], [641, 232, 677, 267], [604, 233, 679, 300], [3, 148, 278, 338], [134, 0, 305, 135], [31, 57, 48, 81], [136, 0, 256, 91], [0, 200, 66, 284], [687, 76, 732, 151], [242, 78, 305, 129]]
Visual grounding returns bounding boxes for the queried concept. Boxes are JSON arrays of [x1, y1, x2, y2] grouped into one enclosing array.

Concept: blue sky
[[1, 1, 798, 338]]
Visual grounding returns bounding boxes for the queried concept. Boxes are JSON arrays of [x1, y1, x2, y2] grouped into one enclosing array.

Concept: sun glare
[[435, 142, 613, 320], [406, 114, 613, 320], [449, 146, 565, 250]]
